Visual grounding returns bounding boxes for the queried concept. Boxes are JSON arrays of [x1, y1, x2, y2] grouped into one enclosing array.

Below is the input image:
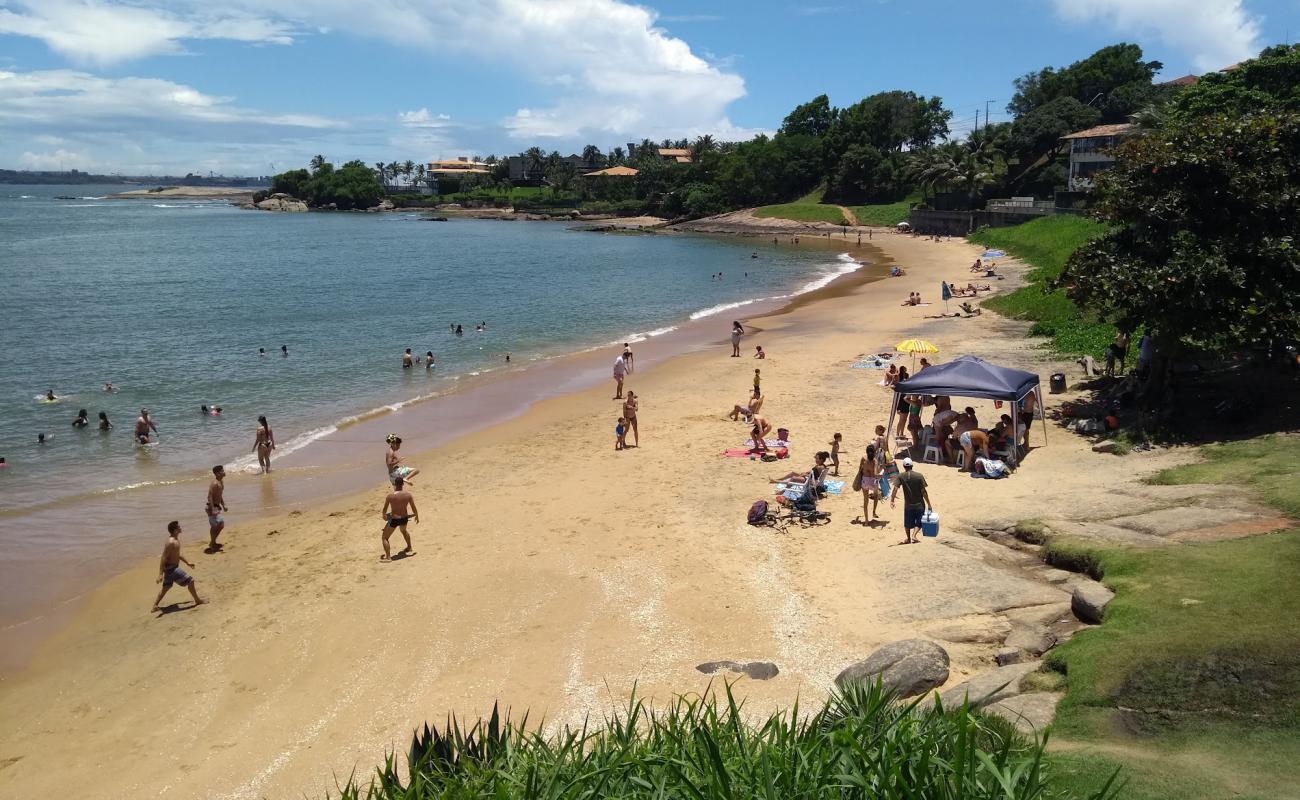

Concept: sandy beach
[[0, 230, 1189, 798]]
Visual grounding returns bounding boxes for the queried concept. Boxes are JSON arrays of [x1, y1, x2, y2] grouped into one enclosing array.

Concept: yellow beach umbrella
[[896, 338, 938, 369]]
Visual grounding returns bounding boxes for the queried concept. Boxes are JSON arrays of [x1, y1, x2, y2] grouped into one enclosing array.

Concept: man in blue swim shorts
[[889, 457, 933, 545]]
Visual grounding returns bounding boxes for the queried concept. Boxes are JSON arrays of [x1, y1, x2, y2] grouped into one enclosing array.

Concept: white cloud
[[398, 108, 452, 128], [0, 0, 752, 145], [18, 147, 88, 169], [1052, 0, 1262, 72], [0, 0, 294, 65]]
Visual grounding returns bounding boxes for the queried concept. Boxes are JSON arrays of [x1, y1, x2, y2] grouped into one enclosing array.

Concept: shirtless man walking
[[134, 408, 158, 444], [612, 352, 628, 400], [152, 521, 206, 611], [205, 465, 228, 551], [380, 477, 419, 562]]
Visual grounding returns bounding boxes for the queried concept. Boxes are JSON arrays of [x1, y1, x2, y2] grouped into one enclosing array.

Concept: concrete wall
[[907, 209, 1054, 235]]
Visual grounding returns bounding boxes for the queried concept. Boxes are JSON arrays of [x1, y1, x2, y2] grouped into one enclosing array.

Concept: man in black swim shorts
[[379, 477, 419, 561]]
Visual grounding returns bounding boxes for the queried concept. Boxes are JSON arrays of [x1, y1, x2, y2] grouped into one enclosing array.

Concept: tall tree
[[403, 160, 415, 186], [1008, 43, 1162, 123], [523, 147, 546, 180], [373, 162, 386, 186], [1058, 111, 1300, 402], [780, 94, 836, 138], [581, 145, 603, 167], [309, 154, 328, 173]]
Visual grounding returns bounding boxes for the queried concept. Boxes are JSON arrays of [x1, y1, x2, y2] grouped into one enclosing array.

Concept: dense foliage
[[1058, 44, 1300, 371], [335, 682, 1119, 800], [271, 157, 384, 210]]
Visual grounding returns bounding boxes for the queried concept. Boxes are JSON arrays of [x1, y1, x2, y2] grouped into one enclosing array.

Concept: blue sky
[[0, 0, 1296, 175]]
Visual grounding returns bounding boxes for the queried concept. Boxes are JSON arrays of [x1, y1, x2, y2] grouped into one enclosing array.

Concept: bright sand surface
[[0, 231, 1182, 798]]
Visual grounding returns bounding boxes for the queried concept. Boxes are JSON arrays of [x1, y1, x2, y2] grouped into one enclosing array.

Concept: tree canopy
[[1166, 43, 1300, 122], [1008, 43, 1162, 122], [271, 159, 384, 210]]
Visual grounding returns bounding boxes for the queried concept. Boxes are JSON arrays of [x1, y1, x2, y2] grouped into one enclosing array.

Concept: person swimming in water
[[281, 344, 288, 357], [98, 411, 112, 430], [425, 351, 435, 369], [402, 348, 413, 369], [45, 389, 57, 402], [259, 347, 266, 357], [73, 409, 89, 428], [103, 382, 115, 392]]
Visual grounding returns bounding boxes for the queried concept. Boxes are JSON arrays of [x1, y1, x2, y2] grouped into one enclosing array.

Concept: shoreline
[[0, 232, 885, 673], [0, 226, 1148, 799]]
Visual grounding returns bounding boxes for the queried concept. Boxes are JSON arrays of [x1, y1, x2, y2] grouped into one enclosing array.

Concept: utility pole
[[975, 109, 980, 134], [985, 99, 995, 129]]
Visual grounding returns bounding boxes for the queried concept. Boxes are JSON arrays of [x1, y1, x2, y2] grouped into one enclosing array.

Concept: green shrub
[[333, 682, 1117, 799]]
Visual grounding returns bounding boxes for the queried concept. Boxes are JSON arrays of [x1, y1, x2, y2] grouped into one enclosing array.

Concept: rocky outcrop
[[835, 639, 950, 698], [939, 661, 1041, 709], [1071, 582, 1115, 624], [986, 692, 1064, 734], [696, 660, 779, 680], [254, 193, 308, 213]]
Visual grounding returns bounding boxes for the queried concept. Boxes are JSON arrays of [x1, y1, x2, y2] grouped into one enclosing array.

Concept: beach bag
[[777, 427, 790, 442], [852, 469, 863, 492], [747, 500, 769, 526], [883, 460, 900, 485], [879, 475, 891, 497]]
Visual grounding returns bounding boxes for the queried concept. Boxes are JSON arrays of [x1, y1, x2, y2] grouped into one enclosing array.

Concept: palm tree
[[402, 160, 415, 186], [607, 147, 626, 166], [373, 162, 387, 187], [415, 163, 426, 188], [690, 134, 716, 160], [523, 147, 546, 182], [387, 162, 401, 187], [309, 154, 327, 173], [581, 144, 603, 167]]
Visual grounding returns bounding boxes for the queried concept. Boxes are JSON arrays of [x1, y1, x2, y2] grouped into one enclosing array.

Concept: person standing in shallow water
[[253, 415, 275, 474]]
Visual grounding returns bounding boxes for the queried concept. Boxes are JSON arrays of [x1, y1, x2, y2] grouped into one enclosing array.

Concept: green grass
[[753, 200, 847, 225], [849, 191, 922, 227], [1041, 434, 1300, 799], [968, 216, 1112, 357], [335, 682, 1118, 799]]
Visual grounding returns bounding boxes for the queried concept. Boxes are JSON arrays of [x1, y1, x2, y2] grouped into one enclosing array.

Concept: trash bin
[[920, 510, 940, 538], [1049, 372, 1067, 394]]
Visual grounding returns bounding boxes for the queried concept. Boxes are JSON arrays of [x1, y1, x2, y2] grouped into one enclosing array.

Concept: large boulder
[[1071, 582, 1115, 624], [939, 661, 1040, 709], [835, 639, 950, 698], [255, 193, 308, 213]]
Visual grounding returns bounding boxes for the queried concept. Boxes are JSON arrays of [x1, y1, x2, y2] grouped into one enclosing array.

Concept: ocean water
[[0, 185, 864, 515]]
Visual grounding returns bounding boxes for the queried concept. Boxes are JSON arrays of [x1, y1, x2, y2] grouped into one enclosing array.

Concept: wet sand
[[0, 230, 1164, 799]]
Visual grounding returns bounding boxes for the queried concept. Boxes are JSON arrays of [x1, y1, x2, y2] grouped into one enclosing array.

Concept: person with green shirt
[[889, 457, 933, 544]]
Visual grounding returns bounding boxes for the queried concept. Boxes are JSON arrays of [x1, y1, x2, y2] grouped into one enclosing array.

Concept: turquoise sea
[[0, 185, 864, 516]]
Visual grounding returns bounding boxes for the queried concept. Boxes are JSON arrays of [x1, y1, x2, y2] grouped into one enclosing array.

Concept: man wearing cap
[[890, 457, 933, 544]]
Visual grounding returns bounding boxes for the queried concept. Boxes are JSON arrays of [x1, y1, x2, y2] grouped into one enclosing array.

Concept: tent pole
[[885, 401, 897, 456], [1038, 381, 1047, 445]]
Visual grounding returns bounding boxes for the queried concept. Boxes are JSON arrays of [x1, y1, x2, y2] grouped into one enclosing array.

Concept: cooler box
[[1049, 372, 1067, 394], [920, 510, 940, 538]]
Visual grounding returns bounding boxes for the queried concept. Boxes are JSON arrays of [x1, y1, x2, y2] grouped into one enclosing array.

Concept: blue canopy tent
[[886, 355, 1045, 461]]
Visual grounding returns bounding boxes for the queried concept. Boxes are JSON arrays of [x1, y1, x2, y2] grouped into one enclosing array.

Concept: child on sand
[[615, 417, 627, 451], [829, 432, 842, 476], [753, 368, 761, 394], [754, 345, 765, 359]]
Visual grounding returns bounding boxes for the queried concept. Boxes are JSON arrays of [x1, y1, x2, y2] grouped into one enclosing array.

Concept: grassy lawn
[[753, 201, 846, 225], [969, 216, 1113, 357], [849, 192, 921, 227], [1041, 434, 1300, 799]]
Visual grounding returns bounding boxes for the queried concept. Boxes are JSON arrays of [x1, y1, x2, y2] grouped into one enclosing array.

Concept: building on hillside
[[1062, 123, 1134, 191], [582, 165, 639, 178], [423, 157, 492, 194], [625, 143, 693, 164], [506, 154, 602, 186]]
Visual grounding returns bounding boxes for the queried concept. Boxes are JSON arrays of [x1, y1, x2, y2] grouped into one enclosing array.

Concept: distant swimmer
[[134, 408, 158, 444], [103, 382, 116, 392], [505, 353, 511, 363], [73, 409, 90, 428], [0, 457, 6, 468], [402, 348, 414, 368], [481, 321, 487, 330], [385, 434, 420, 486], [98, 411, 112, 430], [281, 344, 288, 357], [200, 405, 222, 416], [475, 324, 483, 332], [37, 433, 50, 444], [259, 347, 266, 357], [205, 465, 227, 551], [44, 389, 58, 402], [253, 415, 275, 474], [379, 477, 419, 562], [425, 351, 435, 369], [456, 325, 463, 336], [152, 521, 205, 612], [751, 252, 758, 258]]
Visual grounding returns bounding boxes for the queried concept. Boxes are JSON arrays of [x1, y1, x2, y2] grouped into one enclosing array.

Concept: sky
[[0, 0, 1296, 176]]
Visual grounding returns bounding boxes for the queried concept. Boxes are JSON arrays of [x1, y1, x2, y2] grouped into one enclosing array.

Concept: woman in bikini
[[385, 434, 419, 486], [253, 415, 275, 474], [730, 321, 744, 357], [622, 391, 639, 448], [859, 443, 883, 520]]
